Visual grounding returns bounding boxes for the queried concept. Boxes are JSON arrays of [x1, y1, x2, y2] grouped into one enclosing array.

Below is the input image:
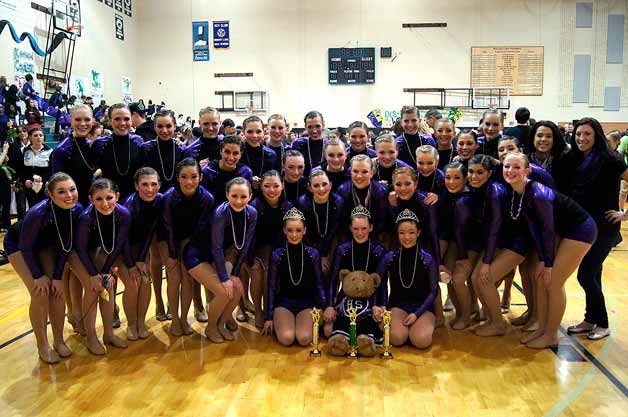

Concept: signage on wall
[[123, 0, 132, 17], [192, 21, 210, 61], [115, 14, 124, 40], [114, 0, 122, 12], [104, 0, 113, 7], [13, 48, 35, 74], [213, 21, 229, 48]]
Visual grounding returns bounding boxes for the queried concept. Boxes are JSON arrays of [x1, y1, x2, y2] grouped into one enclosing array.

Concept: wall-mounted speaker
[[380, 47, 392, 58]]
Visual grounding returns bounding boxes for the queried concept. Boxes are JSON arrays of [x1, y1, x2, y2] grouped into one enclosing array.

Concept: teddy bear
[[327, 269, 383, 357]]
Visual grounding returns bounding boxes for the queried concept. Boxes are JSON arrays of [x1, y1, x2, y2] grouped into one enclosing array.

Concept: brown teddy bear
[[327, 269, 383, 357]]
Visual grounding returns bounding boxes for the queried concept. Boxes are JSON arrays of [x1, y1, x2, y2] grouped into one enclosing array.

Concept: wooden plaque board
[[471, 46, 544, 96]]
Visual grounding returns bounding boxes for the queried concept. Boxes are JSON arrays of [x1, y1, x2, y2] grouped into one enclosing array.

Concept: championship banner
[[115, 14, 124, 40], [114, 0, 122, 12], [192, 21, 210, 61], [104, 0, 113, 7], [213, 21, 229, 48]]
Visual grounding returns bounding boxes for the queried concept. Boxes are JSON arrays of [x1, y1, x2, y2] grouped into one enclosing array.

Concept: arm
[[482, 185, 504, 264], [210, 206, 230, 282], [17, 208, 47, 279], [328, 243, 344, 307], [266, 249, 281, 320], [310, 248, 327, 309], [232, 207, 258, 277], [413, 253, 439, 318], [76, 211, 100, 276], [161, 193, 178, 259], [454, 199, 470, 260], [529, 185, 556, 267], [376, 251, 392, 306], [420, 197, 441, 262]]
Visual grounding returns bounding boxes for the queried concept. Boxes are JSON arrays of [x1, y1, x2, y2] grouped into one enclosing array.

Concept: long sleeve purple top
[[328, 239, 387, 307], [11, 199, 83, 280], [162, 185, 215, 259], [241, 143, 277, 178], [140, 138, 191, 192], [336, 180, 388, 234], [377, 246, 438, 318], [211, 202, 257, 282], [389, 191, 440, 262], [50, 136, 96, 206], [454, 181, 507, 264], [186, 135, 223, 163], [296, 192, 344, 257], [249, 196, 293, 260], [200, 161, 253, 204], [418, 168, 446, 196], [266, 244, 326, 320], [291, 137, 327, 175], [346, 147, 376, 165], [494, 162, 556, 189], [123, 192, 164, 262], [512, 181, 556, 267], [91, 134, 145, 199], [76, 204, 134, 276]]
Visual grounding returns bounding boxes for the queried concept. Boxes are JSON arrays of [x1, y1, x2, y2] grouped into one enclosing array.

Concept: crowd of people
[[2, 96, 628, 365]]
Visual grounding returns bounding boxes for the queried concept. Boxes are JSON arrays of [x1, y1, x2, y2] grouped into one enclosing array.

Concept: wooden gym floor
[[1, 229, 627, 417]]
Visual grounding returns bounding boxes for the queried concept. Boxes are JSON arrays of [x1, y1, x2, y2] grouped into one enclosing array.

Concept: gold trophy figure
[[310, 308, 322, 357], [347, 306, 358, 358], [380, 308, 393, 359]]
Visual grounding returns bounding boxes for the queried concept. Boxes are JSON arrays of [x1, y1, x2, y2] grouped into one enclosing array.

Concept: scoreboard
[[328, 47, 375, 85]]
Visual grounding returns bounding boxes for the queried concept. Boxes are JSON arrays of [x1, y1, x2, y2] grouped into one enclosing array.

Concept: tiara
[[283, 207, 306, 222], [350, 205, 371, 219], [396, 209, 419, 224]]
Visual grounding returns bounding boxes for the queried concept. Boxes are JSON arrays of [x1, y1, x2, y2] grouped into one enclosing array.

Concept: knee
[[410, 331, 433, 349], [276, 329, 295, 346], [31, 293, 49, 307], [296, 330, 312, 346], [390, 330, 407, 347]]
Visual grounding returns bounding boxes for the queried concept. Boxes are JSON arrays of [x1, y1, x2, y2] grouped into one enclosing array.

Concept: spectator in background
[[0, 104, 9, 146], [24, 98, 42, 131], [21, 74, 35, 100], [87, 121, 104, 144], [0, 141, 13, 231], [94, 100, 108, 121], [617, 133, 628, 212], [21, 127, 52, 207], [8, 126, 29, 220], [0, 76, 7, 103], [221, 118, 236, 136], [147, 99, 155, 118], [176, 113, 185, 128], [130, 101, 156, 141], [424, 109, 442, 132], [503, 107, 531, 150]]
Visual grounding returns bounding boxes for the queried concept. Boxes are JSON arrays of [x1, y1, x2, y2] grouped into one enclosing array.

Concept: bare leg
[[149, 239, 166, 319], [179, 261, 195, 335], [273, 307, 296, 346], [158, 241, 182, 336], [115, 260, 139, 341], [473, 249, 524, 337], [295, 309, 314, 346], [248, 257, 266, 329], [389, 308, 410, 346], [188, 262, 231, 343], [68, 268, 85, 335], [409, 311, 436, 349], [527, 239, 592, 349], [68, 253, 106, 355], [500, 269, 515, 313], [9, 252, 59, 363]]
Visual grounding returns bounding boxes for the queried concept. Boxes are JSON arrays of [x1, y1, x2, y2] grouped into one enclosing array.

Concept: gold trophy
[[310, 308, 321, 357], [380, 308, 393, 359], [347, 306, 358, 358]]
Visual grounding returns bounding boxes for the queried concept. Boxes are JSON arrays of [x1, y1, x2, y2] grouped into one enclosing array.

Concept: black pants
[[14, 188, 27, 220], [576, 230, 616, 328], [0, 178, 11, 229]]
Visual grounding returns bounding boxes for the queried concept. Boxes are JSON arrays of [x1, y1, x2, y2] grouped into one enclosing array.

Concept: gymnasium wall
[[0, 1, 138, 104], [133, 0, 628, 128]]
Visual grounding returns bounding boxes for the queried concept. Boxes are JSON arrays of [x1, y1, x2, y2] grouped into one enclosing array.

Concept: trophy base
[[310, 349, 321, 357], [380, 351, 393, 359]]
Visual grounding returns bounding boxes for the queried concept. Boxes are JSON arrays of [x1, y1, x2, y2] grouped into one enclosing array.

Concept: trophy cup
[[310, 308, 321, 357], [347, 306, 358, 358], [380, 308, 393, 359]]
